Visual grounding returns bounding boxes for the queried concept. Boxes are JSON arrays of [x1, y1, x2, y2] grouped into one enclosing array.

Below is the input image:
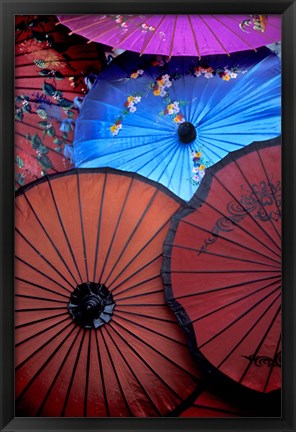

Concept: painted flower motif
[[141, 23, 156, 32], [173, 114, 185, 123], [194, 66, 214, 78], [110, 94, 142, 136], [190, 149, 208, 185], [151, 55, 170, 67], [152, 74, 173, 98], [130, 69, 144, 79]]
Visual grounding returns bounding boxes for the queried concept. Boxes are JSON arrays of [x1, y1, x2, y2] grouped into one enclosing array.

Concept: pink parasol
[[57, 14, 281, 58]]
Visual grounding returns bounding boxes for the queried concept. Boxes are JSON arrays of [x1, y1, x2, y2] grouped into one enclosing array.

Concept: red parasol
[[15, 15, 104, 188], [15, 168, 203, 417], [162, 136, 282, 396]]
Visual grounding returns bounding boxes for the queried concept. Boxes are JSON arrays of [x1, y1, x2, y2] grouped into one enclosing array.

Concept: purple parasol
[[57, 14, 281, 58]]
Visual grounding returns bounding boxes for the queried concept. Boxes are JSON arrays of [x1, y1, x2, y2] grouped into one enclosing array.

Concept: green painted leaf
[[53, 138, 63, 145], [67, 110, 75, 118], [15, 110, 23, 121], [31, 134, 43, 149], [58, 98, 73, 109], [38, 154, 53, 170], [38, 121, 50, 128], [16, 155, 24, 168], [54, 71, 64, 80], [39, 69, 51, 76], [42, 82, 56, 96], [39, 144, 49, 155], [55, 146, 62, 153], [23, 104, 32, 113], [62, 132, 68, 139], [47, 126, 56, 137]]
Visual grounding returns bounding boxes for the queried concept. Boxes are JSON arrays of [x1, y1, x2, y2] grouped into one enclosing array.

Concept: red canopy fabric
[[15, 15, 104, 188], [15, 169, 203, 417], [162, 137, 281, 396]]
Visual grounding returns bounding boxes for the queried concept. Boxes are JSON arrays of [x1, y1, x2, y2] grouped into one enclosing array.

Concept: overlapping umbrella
[[15, 15, 104, 188], [57, 14, 281, 58], [72, 48, 281, 201], [162, 136, 281, 395], [15, 168, 204, 417]]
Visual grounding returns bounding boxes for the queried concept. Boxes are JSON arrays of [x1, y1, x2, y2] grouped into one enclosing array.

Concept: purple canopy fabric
[[57, 14, 281, 58]]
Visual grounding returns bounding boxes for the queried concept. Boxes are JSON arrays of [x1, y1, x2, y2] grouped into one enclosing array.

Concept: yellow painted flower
[[127, 96, 135, 103], [167, 104, 174, 110], [195, 151, 202, 158], [222, 74, 231, 81], [199, 164, 205, 170], [110, 125, 117, 132], [130, 72, 138, 79], [153, 89, 161, 96], [156, 78, 165, 86]]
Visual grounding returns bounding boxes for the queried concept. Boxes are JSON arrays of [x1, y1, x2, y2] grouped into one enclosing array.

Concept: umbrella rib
[[114, 275, 160, 299], [169, 15, 178, 59], [116, 309, 178, 325], [191, 403, 244, 417], [170, 274, 279, 300], [16, 276, 70, 299], [113, 312, 187, 347], [15, 311, 68, 329], [211, 15, 258, 51], [139, 15, 166, 56], [188, 15, 201, 59], [15, 85, 85, 95], [94, 330, 110, 417], [199, 286, 280, 349], [106, 214, 171, 288], [110, 317, 197, 382], [211, 172, 281, 253], [66, 16, 113, 36], [19, 192, 80, 286], [231, 153, 281, 241], [15, 229, 76, 289], [263, 333, 281, 393], [76, 170, 89, 282], [198, 15, 230, 56], [16, 316, 70, 348], [15, 256, 72, 294], [104, 189, 160, 286], [104, 324, 162, 416], [99, 328, 133, 416], [93, 173, 108, 282], [16, 306, 68, 312], [97, 177, 134, 284], [47, 178, 84, 284], [84, 330, 91, 417], [191, 278, 280, 325], [239, 303, 281, 386], [110, 254, 162, 293], [16, 293, 68, 304], [117, 288, 163, 302], [170, 243, 280, 270], [36, 327, 82, 416], [61, 329, 87, 416], [177, 218, 280, 265], [16, 323, 76, 403], [255, 143, 282, 232]]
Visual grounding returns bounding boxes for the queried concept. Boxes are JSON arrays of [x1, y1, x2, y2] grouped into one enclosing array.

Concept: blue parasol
[[71, 48, 281, 201]]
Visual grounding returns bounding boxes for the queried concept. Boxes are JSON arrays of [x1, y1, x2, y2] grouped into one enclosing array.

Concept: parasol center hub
[[68, 282, 115, 329], [178, 122, 196, 144]]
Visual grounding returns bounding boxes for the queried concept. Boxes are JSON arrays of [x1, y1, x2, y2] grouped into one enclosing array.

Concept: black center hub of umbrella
[[68, 282, 115, 329], [178, 122, 196, 144]]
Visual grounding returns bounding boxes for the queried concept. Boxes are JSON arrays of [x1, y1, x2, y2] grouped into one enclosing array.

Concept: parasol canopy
[[72, 49, 281, 201], [15, 168, 203, 417], [162, 136, 282, 395], [57, 14, 281, 58], [15, 15, 104, 188]]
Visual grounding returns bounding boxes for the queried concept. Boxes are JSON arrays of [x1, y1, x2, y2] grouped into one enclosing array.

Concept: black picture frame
[[1, 0, 295, 431]]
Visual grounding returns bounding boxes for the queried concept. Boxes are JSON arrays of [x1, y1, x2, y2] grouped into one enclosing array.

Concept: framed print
[[1, 0, 295, 431]]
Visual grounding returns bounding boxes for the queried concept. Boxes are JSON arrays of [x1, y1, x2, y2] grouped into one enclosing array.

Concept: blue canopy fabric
[[72, 48, 281, 201]]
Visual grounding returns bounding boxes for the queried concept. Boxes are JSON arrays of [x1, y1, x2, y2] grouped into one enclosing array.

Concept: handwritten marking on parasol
[[197, 180, 281, 256], [239, 15, 268, 33], [242, 351, 281, 367]]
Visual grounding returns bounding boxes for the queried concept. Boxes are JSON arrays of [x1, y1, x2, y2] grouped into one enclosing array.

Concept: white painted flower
[[165, 80, 172, 88], [137, 69, 144, 75], [134, 96, 141, 103], [117, 123, 122, 130], [192, 166, 199, 173], [204, 72, 214, 78], [230, 72, 238, 78], [129, 106, 137, 113]]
